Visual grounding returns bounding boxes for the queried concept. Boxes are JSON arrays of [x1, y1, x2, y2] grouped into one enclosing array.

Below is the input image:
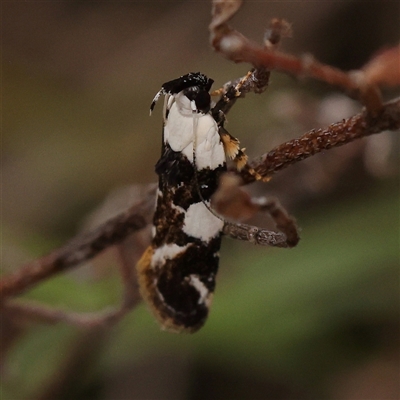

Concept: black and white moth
[[137, 72, 234, 333], [136, 72, 297, 333]]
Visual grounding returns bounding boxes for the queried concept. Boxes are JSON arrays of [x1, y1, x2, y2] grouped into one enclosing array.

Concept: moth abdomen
[[137, 237, 221, 333]]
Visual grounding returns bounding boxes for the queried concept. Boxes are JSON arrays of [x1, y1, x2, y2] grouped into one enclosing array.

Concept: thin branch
[[211, 18, 290, 122], [1, 242, 144, 327], [222, 193, 299, 249], [238, 97, 400, 183], [209, 0, 399, 114], [0, 186, 156, 301], [213, 173, 299, 247], [210, 0, 357, 91], [1, 290, 143, 328]]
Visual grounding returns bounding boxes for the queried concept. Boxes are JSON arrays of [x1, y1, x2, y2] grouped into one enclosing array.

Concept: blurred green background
[[2, 1, 399, 399]]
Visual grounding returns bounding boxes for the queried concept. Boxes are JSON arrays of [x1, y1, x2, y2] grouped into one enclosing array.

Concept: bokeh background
[[2, 1, 399, 399]]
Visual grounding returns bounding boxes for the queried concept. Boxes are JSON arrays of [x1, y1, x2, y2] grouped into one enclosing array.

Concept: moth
[[136, 72, 298, 333]]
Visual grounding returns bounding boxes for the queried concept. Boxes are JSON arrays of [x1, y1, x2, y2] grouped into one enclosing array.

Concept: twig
[[0, 186, 156, 301], [238, 97, 400, 183], [210, 0, 356, 90], [211, 18, 289, 123], [1, 241, 144, 327], [209, 0, 399, 114], [2, 298, 136, 328], [213, 173, 299, 247]]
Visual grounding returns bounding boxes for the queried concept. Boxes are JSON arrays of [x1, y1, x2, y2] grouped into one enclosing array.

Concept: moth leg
[[214, 174, 299, 248], [211, 70, 253, 98], [234, 70, 254, 93], [219, 126, 248, 171], [210, 87, 225, 97], [212, 68, 270, 124], [223, 222, 290, 248], [255, 196, 300, 247], [222, 194, 299, 248]]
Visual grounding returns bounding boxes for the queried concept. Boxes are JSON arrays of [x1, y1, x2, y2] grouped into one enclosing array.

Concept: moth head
[[182, 86, 212, 114], [150, 72, 214, 114]]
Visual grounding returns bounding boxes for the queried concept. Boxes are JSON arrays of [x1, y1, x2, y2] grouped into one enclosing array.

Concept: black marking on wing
[[152, 154, 225, 248], [155, 236, 221, 330], [155, 144, 194, 187]]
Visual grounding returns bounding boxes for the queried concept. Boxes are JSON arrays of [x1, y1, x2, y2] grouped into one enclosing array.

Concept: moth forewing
[[137, 73, 226, 333]]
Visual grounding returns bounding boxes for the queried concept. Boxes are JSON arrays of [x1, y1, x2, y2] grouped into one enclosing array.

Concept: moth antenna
[[161, 94, 171, 123], [149, 89, 165, 115]]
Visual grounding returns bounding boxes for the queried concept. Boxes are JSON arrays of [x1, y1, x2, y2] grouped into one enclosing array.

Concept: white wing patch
[[183, 202, 224, 241], [151, 243, 189, 268], [188, 275, 212, 306], [164, 99, 224, 171]]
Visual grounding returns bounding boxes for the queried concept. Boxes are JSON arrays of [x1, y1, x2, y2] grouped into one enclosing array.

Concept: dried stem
[[238, 97, 400, 183], [1, 241, 144, 327], [209, 0, 399, 114], [210, 0, 357, 91], [0, 186, 156, 301], [2, 298, 135, 328]]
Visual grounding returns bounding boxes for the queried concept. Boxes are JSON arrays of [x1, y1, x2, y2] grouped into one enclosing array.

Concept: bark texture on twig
[[0, 186, 156, 300], [238, 97, 400, 183], [2, 298, 134, 328]]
